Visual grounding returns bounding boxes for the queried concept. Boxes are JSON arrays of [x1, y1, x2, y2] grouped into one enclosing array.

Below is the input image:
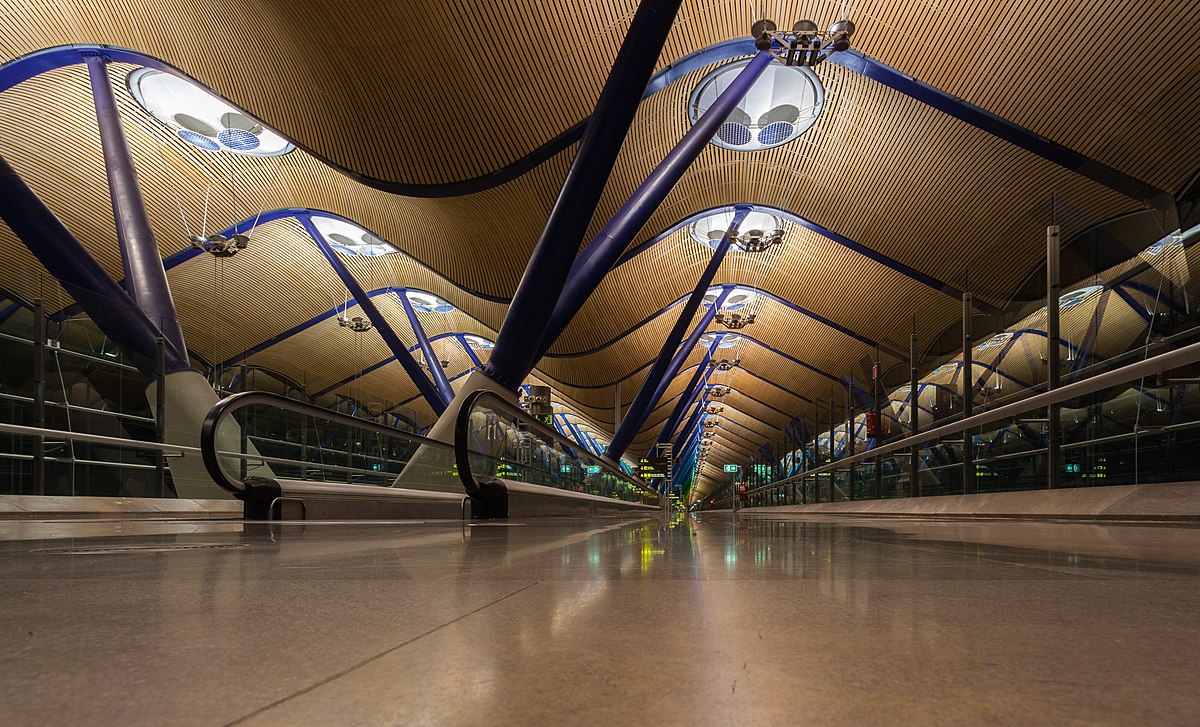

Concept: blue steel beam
[[313, 332, 471, 398], [398, 291, 455, 404], [483, 0, 683, 390], [456, 334, 486, 370], [0, 301, 23, 325], [85, 55, 190, 371], [826, 50, 1171, 213], [605, 244, 737, 460], [656, 337, 722, 447], [0, 154, 183, 379], [299, 213, 447, 415], [532, 54, 775, 360]]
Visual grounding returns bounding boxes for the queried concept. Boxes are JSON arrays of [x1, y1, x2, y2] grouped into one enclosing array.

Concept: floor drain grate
[[34, 543, 248, 555]]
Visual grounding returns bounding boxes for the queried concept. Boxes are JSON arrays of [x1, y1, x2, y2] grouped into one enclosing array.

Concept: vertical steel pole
[[909, 333, 920, 498], [33, 298, 45, 495], [846, 380, 855, 501], [873, 360, 882, 499], [813, 406, 821, 501], [1047, 225, 1061, 489], [962, 293, 975, 494], [828, 391, 836, 502], [155, 337, 166, 497]]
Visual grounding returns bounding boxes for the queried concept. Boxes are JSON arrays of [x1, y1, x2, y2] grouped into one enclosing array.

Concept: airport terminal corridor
[[2, 0, 1200, 722], [2, 513, 1198, 726]]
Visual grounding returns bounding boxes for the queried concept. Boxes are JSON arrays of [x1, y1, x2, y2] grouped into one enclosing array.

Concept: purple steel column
[[398, 290, 456, 404], [673, 398, 709, 461], [605, 239, 736, 462], [0, 154, 185, 378], [654, 336, 723, 451], [482, 0, 683, 390], [533, 54, 774, 361], [456, 334, 486, 370], [85, 56, 188, 362], [300, 214, 447, 414]]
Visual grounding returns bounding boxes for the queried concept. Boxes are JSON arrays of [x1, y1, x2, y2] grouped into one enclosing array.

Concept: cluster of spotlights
[[419, 358, 450, 370], [712, 358, 740, 372], [189, 232, 249, 258], [715, 311, 756, 330], [338, 315, 372, 332], [709, 385, 732, 398], [751, 17, 856, 66], [705, 404, 725, 415]]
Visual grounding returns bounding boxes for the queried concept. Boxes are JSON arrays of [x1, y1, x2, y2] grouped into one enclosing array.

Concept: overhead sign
[[586, 465, 601, 474], [638, 456, 669, 480], [723, 464, 739, 473], [560, 465, 572, 474]]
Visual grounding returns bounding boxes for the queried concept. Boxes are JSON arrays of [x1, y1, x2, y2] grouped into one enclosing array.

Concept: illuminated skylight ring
[[128, 68, 294, 157], [309, 216, 399, 257], [689, 58, 825, 151]]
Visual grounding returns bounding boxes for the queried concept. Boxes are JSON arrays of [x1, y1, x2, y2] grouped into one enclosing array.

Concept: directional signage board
[[637, 456, 669, 480], [586, 465, 601, 474], [723, 464, 739, 473]]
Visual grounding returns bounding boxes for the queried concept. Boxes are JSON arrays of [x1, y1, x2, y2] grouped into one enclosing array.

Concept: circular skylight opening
[[689, 208, 786, 252], [1058, 285, 1103, 310], [128, 68, 294, 157], [463, 335, 494, 351], [702, 286, 758, 311], [309, 216, 398, 257], [689, 58, 824, 151], [700, 332, 741, 349], [976, 332, 1014, 352], [405, 290, 455, 313]]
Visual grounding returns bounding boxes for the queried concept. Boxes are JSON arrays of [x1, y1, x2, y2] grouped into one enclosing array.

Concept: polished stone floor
[[1, 513, 1198, 726]]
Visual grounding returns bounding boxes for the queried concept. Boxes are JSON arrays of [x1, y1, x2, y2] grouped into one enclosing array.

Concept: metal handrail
[[200, 390, 455, 496], [755, 337, 1200, 493], [0, 420, 194, 455], [454, 389, 654, 502]]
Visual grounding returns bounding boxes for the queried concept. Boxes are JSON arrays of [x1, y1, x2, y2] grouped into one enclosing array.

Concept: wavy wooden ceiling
[[1, 0, 1199, 498]]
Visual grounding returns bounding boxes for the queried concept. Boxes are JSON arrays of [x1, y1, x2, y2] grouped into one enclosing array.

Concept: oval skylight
[[405, 290, 455, 313], [128, 69, 294, 156], [689, 58, 824, 151], [463, 334, 495, 351], [689, 208, 786, 251], [976, 332, 1014, 352], [702, 286, 758, 311], [700, 332, 741, 349], [1058, 285, 1103, 310], [309, 216, 398, 257]]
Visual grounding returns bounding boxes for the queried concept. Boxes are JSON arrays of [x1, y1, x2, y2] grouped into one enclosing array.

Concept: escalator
[[200, 390, 659, 520]]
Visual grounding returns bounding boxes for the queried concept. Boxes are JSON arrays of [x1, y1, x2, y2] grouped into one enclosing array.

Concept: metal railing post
[[33, 298, 45, 495], [1047, 225, 1061, 489], [962, 293, 975, 494]]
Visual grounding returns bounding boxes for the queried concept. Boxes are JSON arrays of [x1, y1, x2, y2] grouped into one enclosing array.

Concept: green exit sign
[[1065, 463, 1080, 473], [560, 465, 572, 473], [723, 464, 739, 473], [586, 465, 601, 474]]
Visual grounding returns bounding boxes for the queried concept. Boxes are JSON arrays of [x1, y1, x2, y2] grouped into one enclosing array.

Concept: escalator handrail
[[453, 388, 653, 500], [200, 390, 454, 496]]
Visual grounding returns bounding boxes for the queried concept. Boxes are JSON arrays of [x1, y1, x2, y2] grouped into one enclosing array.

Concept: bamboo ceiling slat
[[2, 0, 1196, 194], [1, 1, 1195, 452]]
